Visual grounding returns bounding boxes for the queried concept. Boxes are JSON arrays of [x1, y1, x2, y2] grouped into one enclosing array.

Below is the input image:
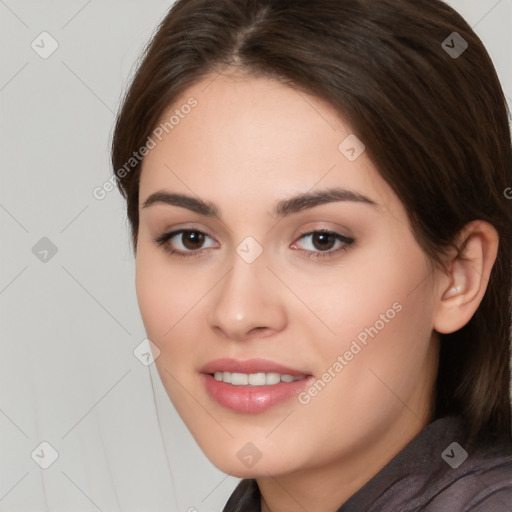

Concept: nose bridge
[[208, 247, 287, 340]]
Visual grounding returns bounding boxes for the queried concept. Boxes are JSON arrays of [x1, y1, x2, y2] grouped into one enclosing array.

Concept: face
[[135, 71, 440, 479]]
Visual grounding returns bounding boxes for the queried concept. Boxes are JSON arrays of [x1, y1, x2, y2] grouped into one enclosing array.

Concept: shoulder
[[419, 433, 512, 512], [339, 416, 512, 512]]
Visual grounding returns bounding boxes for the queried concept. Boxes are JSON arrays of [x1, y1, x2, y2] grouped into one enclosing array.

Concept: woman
[[111, 0, 512, 510]]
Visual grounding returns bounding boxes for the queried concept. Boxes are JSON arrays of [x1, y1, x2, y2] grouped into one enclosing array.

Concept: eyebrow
[[142, 191, 218, 216], [141, 187, 379, 218], [273, 188, 379, 217]]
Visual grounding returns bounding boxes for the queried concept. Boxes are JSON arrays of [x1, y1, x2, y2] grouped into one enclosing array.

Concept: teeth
[[212, 371, 305, 386], [248, 373, 266, 385], [265, 372, 281, 385], [231, 372, 248, 385]]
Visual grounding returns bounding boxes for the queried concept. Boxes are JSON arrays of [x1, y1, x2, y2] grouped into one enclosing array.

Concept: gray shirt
[[223, 416, 512, 511]]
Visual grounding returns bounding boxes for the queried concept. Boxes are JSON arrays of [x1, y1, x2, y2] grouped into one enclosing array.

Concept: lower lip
[[202, 374, 311, 413]]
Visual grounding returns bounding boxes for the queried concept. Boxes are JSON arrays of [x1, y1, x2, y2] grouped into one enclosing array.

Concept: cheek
[[284, 240, 429, 344], [135, 247, 192, 344], [286, 236, 436, 395], [135, 250, 168, 339], [135, 241, 208, 332], [294, 248, 435, 412], [135, 248, 200, 404]]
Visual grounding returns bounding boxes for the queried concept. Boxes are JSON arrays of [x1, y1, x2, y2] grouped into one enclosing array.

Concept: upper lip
[[200, 358, 309, 377]]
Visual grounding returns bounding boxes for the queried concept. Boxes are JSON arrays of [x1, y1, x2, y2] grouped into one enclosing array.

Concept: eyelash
[[153, 229, 355, 260], [296, 230, 354, 259]]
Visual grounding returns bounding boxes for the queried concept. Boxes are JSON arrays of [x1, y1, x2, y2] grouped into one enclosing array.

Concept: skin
[[135, 71, 498, 512]]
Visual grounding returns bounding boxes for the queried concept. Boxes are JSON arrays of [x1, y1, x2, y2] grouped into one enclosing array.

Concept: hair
[[111, 0, 512, 447]]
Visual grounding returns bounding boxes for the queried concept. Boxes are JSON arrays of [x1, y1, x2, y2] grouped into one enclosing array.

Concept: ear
[[433, 220, 499, 334]]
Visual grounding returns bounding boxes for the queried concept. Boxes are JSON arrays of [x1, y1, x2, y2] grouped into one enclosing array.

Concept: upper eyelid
[[293, 228, 353, 242], [158, 226, 216, 240], [296, 228, 350, 237]]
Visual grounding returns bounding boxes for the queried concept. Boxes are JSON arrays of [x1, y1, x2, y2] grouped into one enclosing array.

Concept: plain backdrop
[[0, 1, 511, 511]]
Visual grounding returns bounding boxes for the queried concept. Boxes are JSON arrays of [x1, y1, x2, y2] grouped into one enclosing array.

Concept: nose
[[207, 253, 288, 341]]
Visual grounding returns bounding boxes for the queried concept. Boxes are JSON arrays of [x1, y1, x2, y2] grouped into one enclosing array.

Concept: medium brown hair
[[112, 0, 512, 446]]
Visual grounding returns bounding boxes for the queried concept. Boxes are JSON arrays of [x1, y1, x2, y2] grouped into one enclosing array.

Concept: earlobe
[[433, 221, 499, 334]]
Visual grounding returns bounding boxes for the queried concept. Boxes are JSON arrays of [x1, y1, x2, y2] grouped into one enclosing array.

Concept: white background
[[1, 1, 511, 511]]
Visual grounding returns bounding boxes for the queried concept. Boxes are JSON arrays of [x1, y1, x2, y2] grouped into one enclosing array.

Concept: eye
[[291, 230, 354, 258], [154, 229, 218, 257]]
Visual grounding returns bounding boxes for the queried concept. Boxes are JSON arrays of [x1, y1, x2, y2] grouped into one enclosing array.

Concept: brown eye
[[311, 232, 336, 251], [181, 230, 205, 250]]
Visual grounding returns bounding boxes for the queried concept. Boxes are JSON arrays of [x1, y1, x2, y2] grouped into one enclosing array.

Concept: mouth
[[200, 358, 313, 413]]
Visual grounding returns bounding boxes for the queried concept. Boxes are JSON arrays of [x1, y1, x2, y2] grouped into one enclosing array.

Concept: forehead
[[139, 72, 397, 212]]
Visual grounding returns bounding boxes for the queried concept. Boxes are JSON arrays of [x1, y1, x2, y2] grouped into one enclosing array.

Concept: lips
[[200, 358, 313, 413], [200, 358, 308, 376]]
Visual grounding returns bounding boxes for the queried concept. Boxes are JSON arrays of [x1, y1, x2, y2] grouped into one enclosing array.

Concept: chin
[[197, 438, 301, 479]]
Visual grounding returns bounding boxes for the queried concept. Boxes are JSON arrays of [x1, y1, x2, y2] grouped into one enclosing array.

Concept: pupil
[[313, 233, 335, 251], [183, 231, 204, 250]]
